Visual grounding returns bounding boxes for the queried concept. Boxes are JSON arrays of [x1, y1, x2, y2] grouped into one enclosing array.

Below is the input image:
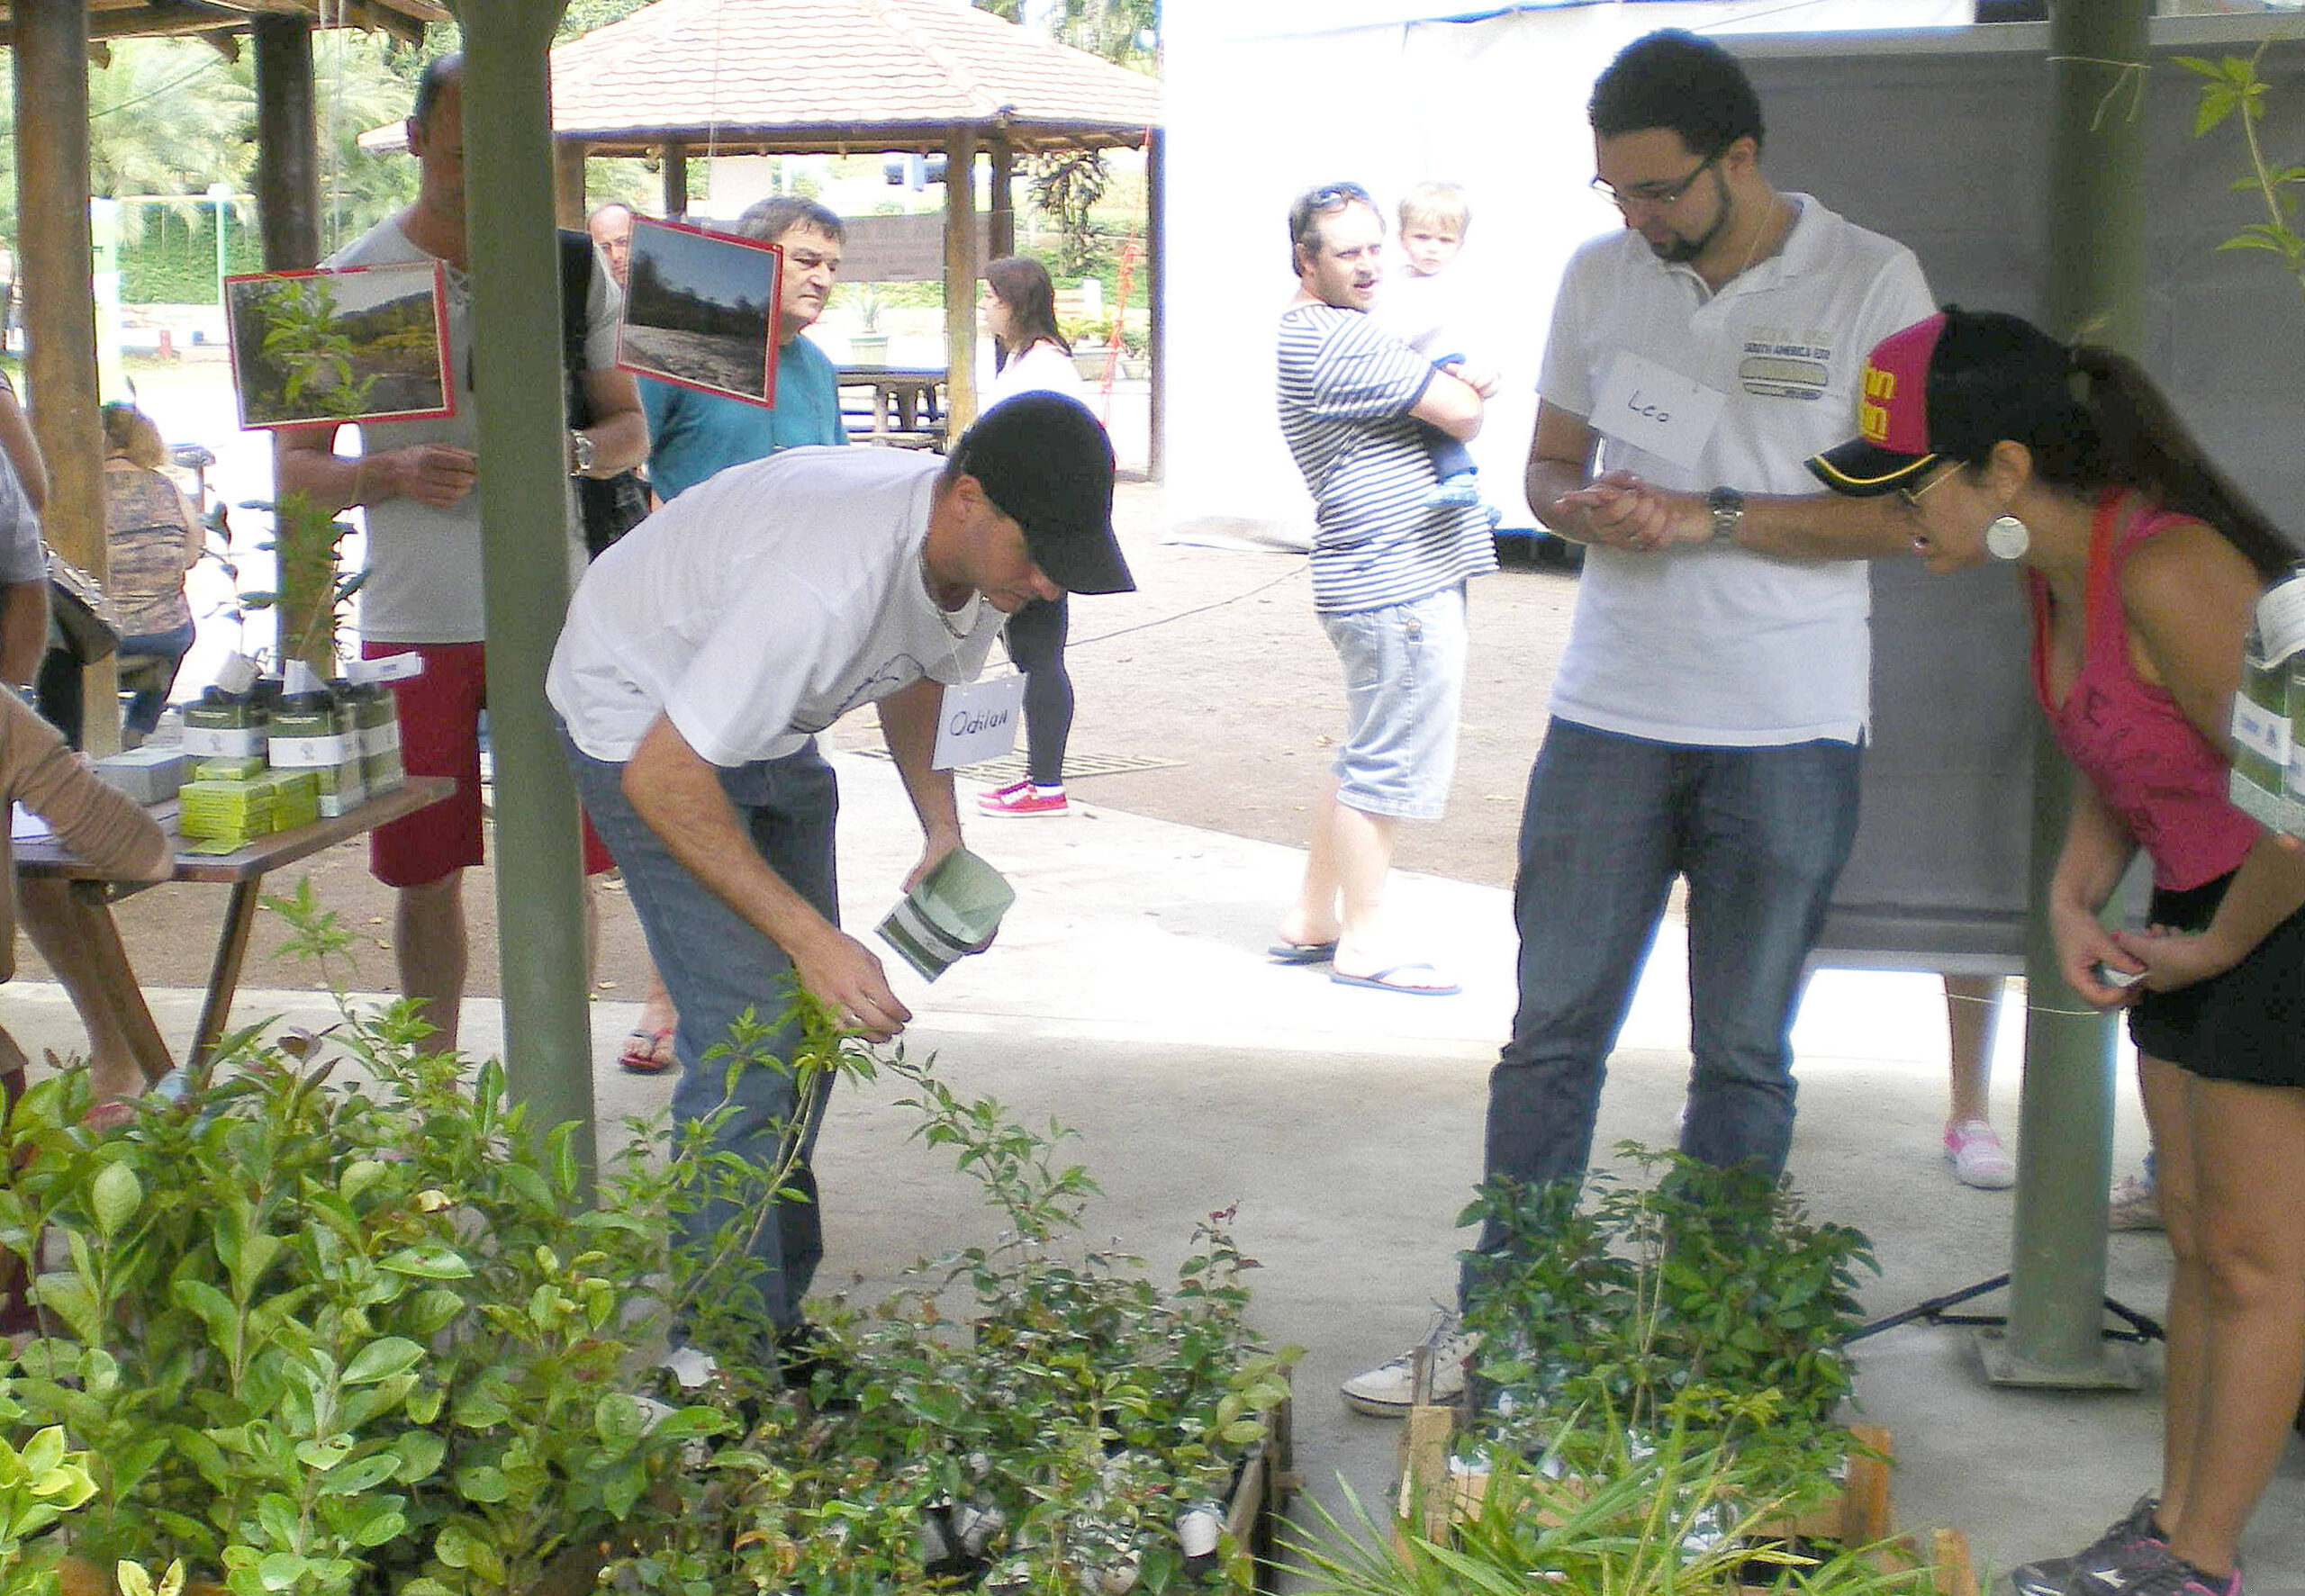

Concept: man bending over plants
[[546, 392, 1131, 1376]]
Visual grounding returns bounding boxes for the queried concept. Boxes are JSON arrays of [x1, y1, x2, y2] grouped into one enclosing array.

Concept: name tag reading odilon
[[932, 674, 1026, 771], [1591, 349, 1727, 473]]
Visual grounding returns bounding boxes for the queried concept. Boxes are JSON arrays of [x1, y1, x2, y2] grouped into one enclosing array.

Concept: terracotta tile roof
[[547, 0, 1160, 151]]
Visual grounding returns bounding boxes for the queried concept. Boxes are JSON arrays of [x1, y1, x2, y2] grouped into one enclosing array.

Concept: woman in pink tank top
[[1809, 307, 2303, 1596]]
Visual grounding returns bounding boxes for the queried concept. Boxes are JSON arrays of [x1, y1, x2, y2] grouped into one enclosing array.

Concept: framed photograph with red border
[[222, 260, 453, 429], [617, 216, 782, 409]]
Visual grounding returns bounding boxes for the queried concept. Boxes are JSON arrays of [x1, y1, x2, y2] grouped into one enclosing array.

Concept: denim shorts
[[1316, 583, 1468, 821]]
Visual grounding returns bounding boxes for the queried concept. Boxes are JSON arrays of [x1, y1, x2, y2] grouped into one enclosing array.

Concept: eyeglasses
[[1893, 463, 1954, 511], [1589, 152, 1718, 212]]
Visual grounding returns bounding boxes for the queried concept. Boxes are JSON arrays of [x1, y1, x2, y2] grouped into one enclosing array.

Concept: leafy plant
[[3, 888, 1286, 1596], [0, 885, 817, 1596], [1290, 1397, 1937, 1596], [640, 1053, 1297, 1596], [1457, 1144, 1877, 1491], [0, 1426, 96, 1596], [2179, 44, 2305, 311]]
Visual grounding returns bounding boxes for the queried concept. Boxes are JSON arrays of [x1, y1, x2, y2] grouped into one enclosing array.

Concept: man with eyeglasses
[[1340, 30, 1930, 1419], [1271, 181, 1495, 1000]]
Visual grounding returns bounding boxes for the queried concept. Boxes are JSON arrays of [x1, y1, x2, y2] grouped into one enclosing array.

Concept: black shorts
[[2128, 871, 2305, 1087]]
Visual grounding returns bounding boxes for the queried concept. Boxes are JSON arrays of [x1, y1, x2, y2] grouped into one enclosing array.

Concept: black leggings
[[1002, 595, 1072, 787]]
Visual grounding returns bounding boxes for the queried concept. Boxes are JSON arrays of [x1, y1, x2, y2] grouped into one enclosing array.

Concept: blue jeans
[[563, 727, 841, 1339], [117, 619, 195, 736], [1469, 719, 1861, 1277]]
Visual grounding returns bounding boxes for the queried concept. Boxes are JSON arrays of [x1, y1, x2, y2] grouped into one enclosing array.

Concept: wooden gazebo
[[365, 0, 1164, 433]]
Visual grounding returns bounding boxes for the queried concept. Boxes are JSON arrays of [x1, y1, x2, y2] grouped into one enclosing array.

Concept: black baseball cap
[[948, 392, 1133, 594], [1807, 306, 2074, 496]]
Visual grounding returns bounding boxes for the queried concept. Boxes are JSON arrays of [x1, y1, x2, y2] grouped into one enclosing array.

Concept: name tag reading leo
[[1592, 351, 1726, 473], [932, 675, 1026, 771]]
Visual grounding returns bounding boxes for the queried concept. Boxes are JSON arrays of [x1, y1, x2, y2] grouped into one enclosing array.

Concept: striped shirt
[[1276, 302, 1496, 614]]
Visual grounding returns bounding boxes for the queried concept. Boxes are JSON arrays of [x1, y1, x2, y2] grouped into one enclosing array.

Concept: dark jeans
[[1467, 719, 1861, 1293], [118, 619, 195, 736], [564, 727, 842, 1338], [1003, 595, 1072, 787]]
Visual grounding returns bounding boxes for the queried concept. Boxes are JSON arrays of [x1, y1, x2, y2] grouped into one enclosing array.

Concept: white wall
[[1162, 0, 1971, 546]]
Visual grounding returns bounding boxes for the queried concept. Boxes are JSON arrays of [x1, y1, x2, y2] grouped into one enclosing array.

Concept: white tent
[[1162, 0, 1973, 547]]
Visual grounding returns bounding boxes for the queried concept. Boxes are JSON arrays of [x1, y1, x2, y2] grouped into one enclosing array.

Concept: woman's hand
[[2111, 923, 2237, 995], [2050, 897, 2144, 1009]]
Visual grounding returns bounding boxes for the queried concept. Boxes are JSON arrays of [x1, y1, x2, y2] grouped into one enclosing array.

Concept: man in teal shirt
[[639, 196, 850, 499]]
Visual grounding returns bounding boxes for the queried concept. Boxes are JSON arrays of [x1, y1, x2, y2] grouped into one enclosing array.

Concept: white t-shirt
[[548, 446, 1003, 766], [1537, 195, 1933, 746], [984, 340, 1086, 405], [328, 219, 621, 644]]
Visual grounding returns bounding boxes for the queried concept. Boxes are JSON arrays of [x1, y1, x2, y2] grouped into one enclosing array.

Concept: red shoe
[[978, 784, 1069, 817]]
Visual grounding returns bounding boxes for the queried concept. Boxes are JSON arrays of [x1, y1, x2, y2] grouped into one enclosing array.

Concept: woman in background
[[975, 255, 1089, 819], [101, 402, 203, 745]]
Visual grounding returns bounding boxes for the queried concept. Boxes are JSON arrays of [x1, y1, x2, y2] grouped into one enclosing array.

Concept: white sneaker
[[1340, 1317, 1479, 1418], [1945, 1119, 2016, 1190], [2107, 1174, 2163, 1232]]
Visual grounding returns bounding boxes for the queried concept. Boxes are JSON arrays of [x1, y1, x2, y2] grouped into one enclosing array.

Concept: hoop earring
[[1985, 515, 2031, 562]]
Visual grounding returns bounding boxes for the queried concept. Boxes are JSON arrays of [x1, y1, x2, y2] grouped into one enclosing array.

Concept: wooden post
[[554, 139, 588, 229], [661, 141, 690, 218], [989, 129, 1015, 261], [253, 17, 321, 269], [255, 15, 334, 674], [943, 124, 980, 434], [13, 0, 114, 752]]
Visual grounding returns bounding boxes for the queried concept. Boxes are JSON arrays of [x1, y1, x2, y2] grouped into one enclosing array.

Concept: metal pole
[[1994, 0, 2151, 1388], [456, 0, 599, 1185]]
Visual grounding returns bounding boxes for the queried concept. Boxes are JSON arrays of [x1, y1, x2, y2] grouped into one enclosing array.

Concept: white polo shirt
[[1538, 195, 1932, 746], [548, 446, 1003, 766]]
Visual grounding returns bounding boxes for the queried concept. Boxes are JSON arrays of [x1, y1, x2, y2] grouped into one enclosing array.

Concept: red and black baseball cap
[[1807, 307, 2074, 496]]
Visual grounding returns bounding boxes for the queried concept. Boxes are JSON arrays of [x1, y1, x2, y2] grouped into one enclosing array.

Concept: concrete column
[[458, 0, 599, 1178], [13, 0, 114, 752], [1999, 0, 2151, 1387], [944, 124, 981, 432]]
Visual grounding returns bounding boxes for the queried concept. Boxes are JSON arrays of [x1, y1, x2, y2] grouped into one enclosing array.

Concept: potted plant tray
[[1393, 1407, 1975, 1596]]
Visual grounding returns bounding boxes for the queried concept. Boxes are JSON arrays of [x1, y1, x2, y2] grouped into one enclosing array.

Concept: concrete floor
[[14, 748, 2302, 1588]]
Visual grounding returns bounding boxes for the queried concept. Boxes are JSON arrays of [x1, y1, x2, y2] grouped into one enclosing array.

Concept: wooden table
[[14, 776, 455, 1074], [836, 365, 947, 447]]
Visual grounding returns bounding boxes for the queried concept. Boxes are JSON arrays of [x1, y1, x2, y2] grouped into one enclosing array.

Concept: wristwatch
[[567, 428, 595, 477], [1706, 485, 1745, 543]]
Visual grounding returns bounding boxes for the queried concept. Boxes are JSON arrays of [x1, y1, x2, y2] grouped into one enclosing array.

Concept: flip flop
[[618, 1025, 676, 1075], [1266, 939, 1340, 965], [1331, 963, 1460, 996]]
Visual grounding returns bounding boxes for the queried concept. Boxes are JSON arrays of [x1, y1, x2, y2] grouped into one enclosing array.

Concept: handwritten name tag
[[931, 674, 1027, 771], [1592, 350, 1727, 473]]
